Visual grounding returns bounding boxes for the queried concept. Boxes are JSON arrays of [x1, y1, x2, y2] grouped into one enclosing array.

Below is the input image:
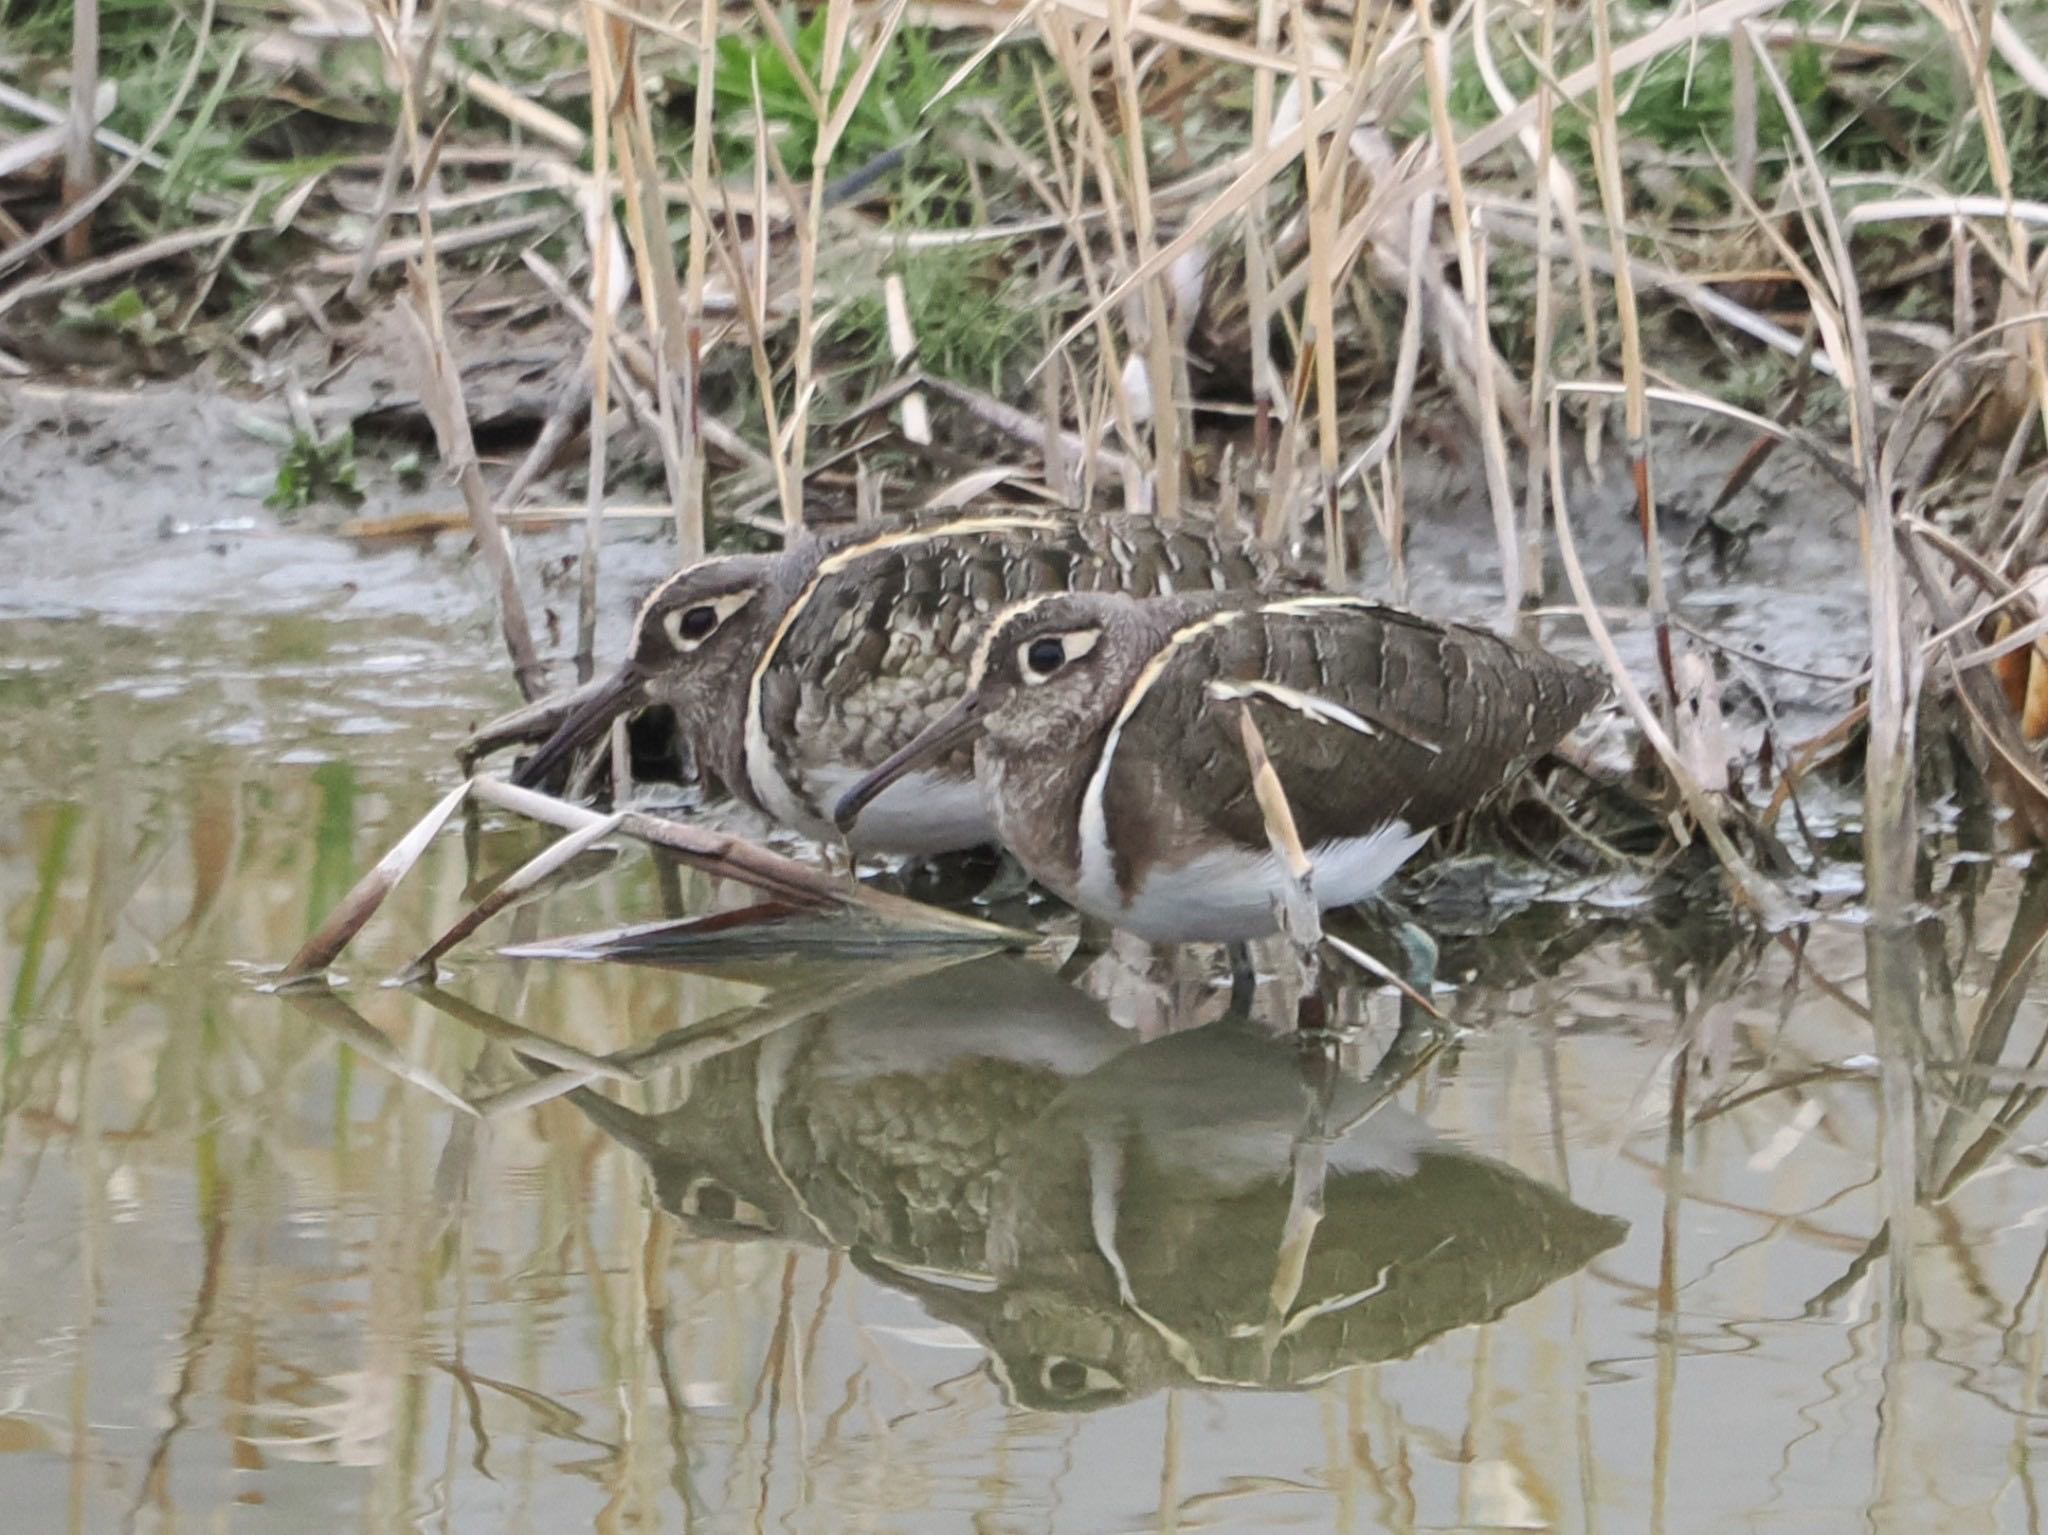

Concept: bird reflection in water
[[571, 955, 1626, 1412]]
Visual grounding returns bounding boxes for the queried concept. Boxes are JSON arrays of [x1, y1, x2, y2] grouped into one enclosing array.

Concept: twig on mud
[[312, 209, 561, 276], [0, 221, 236, 320]]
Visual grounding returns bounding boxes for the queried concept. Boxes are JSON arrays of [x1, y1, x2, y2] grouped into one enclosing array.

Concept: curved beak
[[510, 662, 649, 790], [832, 694, 986, 833]]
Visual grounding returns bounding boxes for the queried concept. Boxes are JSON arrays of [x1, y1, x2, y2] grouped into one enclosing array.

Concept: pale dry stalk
[[1106, 0, 1182, 522], [1418, 0, 1522, 623], [1587, 0, 1672, 703], [1292, 0, 1347, 580], [61, 0, 98, 263], [376, 0, 544, 699], [577, 0, 618, 684]]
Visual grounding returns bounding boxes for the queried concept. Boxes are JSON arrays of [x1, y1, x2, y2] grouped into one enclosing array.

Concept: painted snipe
[[509, 514, 1304, 855], [834, 590, 1602, 944]]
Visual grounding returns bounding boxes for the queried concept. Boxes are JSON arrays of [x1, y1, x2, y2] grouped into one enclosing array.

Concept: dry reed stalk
[[1587, 0, 1672, 705], [1744, 28, 1919, 926], [469, 776, 1037, 945], [1523, 0, 1559, 612], [1292, 0, 1349, 579], [1247, 0, 1281, 484], [375, 3, 545, 702], [1038, 19, 1152, 504], [1729, 22, 1757, 200], [1106, 0, 1182, 523], [274, 781, 472, 986], [1924, 1, 2048, 454], [1025, 60, 1132, 501], [606, 15, 701, 553], [1416, 0, 1519, 619], [675, 0, 719, 560], [577, 0, 618, 684], [1546, 394, 1787, 921], [392, 810, 630, 984], [0, 0, 215, 283], [60, 0, 98, 263], [784, 0, 914, 529]]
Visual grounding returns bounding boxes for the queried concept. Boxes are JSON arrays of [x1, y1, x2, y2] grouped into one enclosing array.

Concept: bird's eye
[[1026, 636, 1066, 675], [1037, 1356, 1121, 1399], [665, 603, 720, 648]]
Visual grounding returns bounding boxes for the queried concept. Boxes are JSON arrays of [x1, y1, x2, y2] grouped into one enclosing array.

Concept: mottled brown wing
[[1103, 599, 1602, 853], [757, 515, 1308, 774]]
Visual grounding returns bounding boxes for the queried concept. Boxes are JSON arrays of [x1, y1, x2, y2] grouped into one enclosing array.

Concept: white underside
[[1073, 818, 1429, 943], [792, 763, 994, 857]]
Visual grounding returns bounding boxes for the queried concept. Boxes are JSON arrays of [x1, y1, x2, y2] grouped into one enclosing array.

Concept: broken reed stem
[[1587, 0, 1672, 709], [394, 810, 630, 984], [1107, 0, 1182, 524], [1232, 699, 1322, 950], [1523, 4, 1557, 620], [1547, 394, 1787, 922], [1744, 29, 1919, 935], [380, 4, 544, 701], [61, 0, 98, 264], [677, 0, 719, 557], [1247, 0, 1280, 488], [469, 777, 1035, 945], [1932, 2, 2048, 457], [577, 0, 615, 685], [1293, 0, 1345, 579], [275, 779, 472, 985], [278, 774, 1035, 986], [609, 17, 699, 552]]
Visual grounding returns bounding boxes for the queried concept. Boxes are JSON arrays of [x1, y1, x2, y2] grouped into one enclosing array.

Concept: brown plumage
[[502, 511, 1307, 855], [836, 590, 1604, 942]]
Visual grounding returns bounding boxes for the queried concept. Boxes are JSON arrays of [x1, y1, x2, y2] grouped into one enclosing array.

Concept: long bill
[[831, 695, 987, 833], [510, 663, 650, 789]]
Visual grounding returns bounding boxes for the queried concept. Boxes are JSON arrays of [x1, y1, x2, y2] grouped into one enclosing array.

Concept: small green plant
[[58, 286, 166, 344], [708, 13, 939, 177], [267, 428, 364, 513], [839, 244, 1052, 394]]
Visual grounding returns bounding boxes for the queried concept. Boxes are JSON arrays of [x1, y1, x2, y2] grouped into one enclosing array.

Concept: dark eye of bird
[[1026, 636, 1066, 675], [677, 604, 719, 642], [1043, 1358, 1088, 1395]]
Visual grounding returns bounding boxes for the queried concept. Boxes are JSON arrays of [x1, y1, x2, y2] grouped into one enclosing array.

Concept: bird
[[505, 513, 1304, 856], [832, 589, 1602, 958]]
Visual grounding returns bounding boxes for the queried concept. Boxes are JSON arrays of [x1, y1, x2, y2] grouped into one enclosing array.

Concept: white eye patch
[[1017, 626, 1102, 685], [660, 588, 757, 652]]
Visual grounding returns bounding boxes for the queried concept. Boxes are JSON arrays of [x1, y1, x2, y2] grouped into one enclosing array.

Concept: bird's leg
[[1227, 942, 1259, 1015], [1057, 916, 1112, 984], [973, 846, 1035, 906]]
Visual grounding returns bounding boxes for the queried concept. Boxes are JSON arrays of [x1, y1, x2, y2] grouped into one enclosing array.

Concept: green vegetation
[[267, 428, 364, 513]]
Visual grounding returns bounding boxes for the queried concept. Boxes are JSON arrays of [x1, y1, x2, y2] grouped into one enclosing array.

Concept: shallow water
[[9, 389, 2048, 1532], [9, 604, 2048, 1535]]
